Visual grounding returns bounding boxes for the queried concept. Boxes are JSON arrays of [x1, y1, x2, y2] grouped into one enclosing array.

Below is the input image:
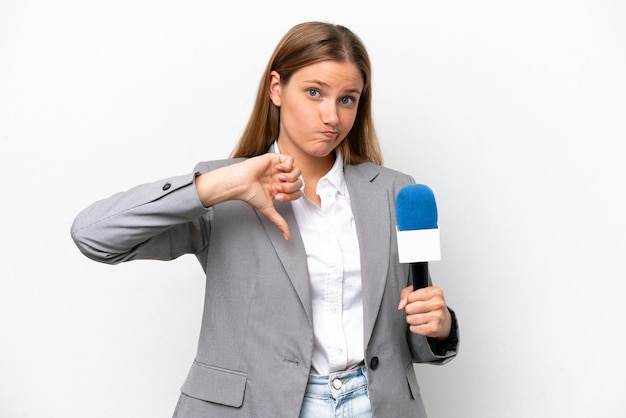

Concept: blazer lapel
[[255, 161, 392, 349], [344, 164, 392, 349], [256, 201, 313, 324]]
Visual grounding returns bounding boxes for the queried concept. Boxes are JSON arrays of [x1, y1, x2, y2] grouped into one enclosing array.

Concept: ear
[[269, 70, 282, 107]]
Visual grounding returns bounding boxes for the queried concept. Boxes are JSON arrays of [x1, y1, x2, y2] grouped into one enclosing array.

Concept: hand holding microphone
[[396, 184, 452, 340]]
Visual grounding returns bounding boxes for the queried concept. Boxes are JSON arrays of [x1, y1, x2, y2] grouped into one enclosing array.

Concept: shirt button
[[332, 378, 342, 390]]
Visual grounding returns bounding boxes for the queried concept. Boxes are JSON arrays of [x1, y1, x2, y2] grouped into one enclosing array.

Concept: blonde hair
[[231, 21, 383, 166]]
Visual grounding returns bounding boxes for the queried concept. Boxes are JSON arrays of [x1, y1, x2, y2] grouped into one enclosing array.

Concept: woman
[[71, 21, 458, 417]]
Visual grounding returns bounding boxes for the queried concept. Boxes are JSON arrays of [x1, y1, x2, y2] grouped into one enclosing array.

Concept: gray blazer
[[71, 158, 458, 417]]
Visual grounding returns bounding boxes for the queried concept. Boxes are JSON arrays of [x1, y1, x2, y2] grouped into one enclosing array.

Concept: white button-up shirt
[[276, 143, 364, 375]]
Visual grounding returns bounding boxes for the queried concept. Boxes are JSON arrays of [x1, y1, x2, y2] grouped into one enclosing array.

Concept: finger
[[405, 311, 436, 337], [407, 309, 451, 339], [274, 189, 303, 203], [406, 312, 428, 327], [406, 306, 442, 328], [398, 285, 413, 310], [276, 167, 302, 185], [408, 322, 439, 337], [409, 286, 444, 303], [405, 295, 446, 316], [276, 171, 303, 185], [274, 169, 303, 201], [276, 154, 296, 172], [258, 205, 291, 241], [275, 179, 303, 196]]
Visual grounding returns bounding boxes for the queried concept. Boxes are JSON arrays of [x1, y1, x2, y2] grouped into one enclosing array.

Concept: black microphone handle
[[410, 262, 429, 290]]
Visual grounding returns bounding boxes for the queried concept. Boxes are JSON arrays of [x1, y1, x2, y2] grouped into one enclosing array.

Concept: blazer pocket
[[405, 362, 422, 400], [181, 361, 247, 408]]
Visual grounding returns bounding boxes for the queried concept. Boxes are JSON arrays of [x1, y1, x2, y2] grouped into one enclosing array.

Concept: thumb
[[258, 205, 291, 241], [398, 285, 413, 310]]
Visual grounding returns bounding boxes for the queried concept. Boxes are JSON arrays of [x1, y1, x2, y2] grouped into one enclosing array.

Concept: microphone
[[395, 184, 441, 289]]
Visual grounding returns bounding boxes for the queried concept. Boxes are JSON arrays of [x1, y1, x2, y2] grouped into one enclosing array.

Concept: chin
[[313, 139, 341, 153], [309, 147, 337, 159]]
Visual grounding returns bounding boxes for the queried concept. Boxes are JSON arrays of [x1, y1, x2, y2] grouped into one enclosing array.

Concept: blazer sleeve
[[406, 308, 459, 365], [70, 168, 212, 265], [409, 307, 460, 365]]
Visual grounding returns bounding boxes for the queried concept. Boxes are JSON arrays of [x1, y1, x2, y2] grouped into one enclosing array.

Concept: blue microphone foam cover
[[396, 184, 438, 231]]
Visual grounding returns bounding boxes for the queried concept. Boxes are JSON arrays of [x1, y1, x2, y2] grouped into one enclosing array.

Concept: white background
[[1, 1, 625, 417]]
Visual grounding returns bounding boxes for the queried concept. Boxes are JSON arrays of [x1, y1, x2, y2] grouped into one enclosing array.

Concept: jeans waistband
[[306, 366, 368, 399]]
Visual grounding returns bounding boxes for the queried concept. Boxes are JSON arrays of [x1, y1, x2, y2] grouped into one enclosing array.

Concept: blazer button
[[162, 182, 172, 191], [369, 356, 379, 370]]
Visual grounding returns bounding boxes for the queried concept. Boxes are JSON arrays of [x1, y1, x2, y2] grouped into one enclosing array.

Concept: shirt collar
[[323, 147, 347, 197]]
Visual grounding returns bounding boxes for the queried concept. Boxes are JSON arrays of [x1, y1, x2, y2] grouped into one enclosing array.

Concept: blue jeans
[[299, 366, 373, 418]]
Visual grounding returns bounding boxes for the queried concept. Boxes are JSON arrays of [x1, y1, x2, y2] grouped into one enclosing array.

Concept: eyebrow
[[303, 79, 363, 95]]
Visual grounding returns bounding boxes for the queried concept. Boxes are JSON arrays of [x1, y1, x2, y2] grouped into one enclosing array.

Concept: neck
[[301, 154, 334, 182]]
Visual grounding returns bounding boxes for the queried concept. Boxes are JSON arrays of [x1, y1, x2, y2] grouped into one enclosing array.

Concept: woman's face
[[269, 60, 363, 166]]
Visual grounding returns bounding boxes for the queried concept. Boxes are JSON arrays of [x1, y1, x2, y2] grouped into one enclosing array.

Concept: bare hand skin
[[398, 286, 452, 340], [194, 154, 303, 240]]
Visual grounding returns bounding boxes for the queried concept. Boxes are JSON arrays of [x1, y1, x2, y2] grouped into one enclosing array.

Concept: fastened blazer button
[[369, 356, 379, 370], [162, 182, 172, 191]]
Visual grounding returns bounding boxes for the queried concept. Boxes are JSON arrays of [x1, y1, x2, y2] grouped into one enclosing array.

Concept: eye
[[340, 96, 357, 106], [307, 88, 321, 98]]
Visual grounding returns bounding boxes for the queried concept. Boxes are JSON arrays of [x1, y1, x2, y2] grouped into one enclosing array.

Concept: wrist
[[195, 166, 240, 207]]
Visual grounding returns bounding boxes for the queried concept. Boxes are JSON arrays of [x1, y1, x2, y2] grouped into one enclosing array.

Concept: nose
[[321, 100, 339, 126]]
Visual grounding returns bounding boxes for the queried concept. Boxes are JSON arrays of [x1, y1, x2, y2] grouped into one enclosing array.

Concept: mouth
[[322, 131, 339, 140]]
